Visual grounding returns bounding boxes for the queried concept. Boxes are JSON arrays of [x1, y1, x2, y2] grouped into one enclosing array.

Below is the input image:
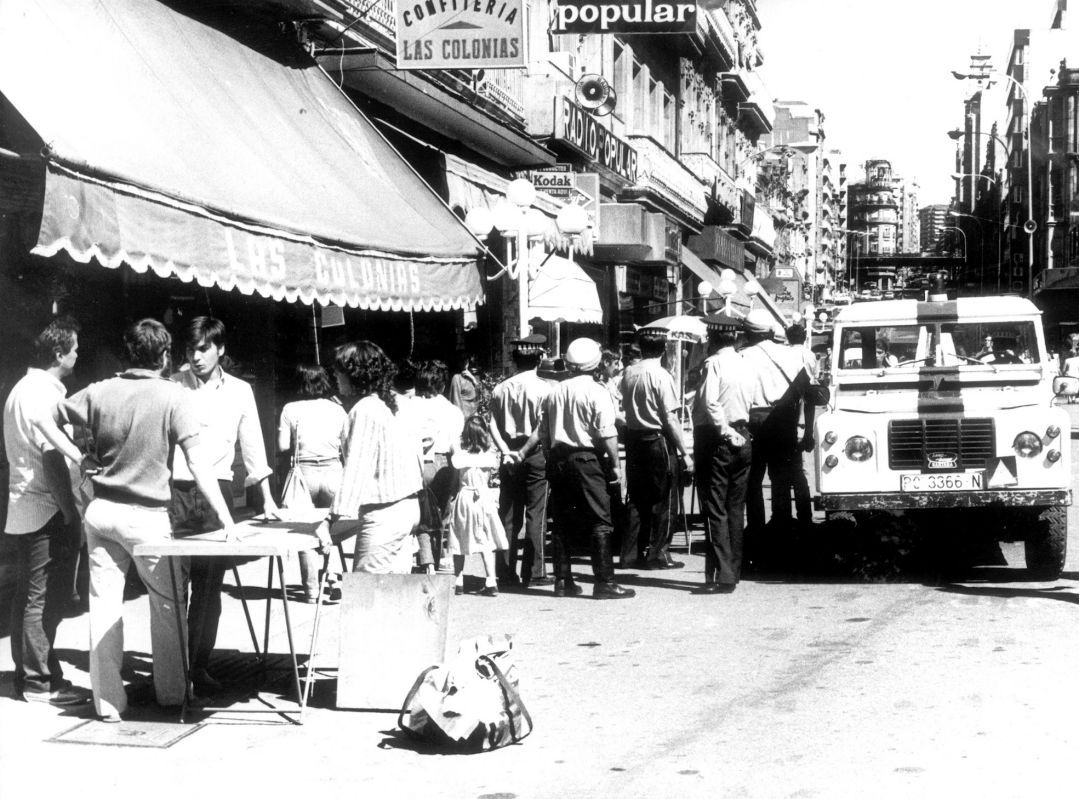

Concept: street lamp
[[939, 226, 967, 282], [947, 128, 1011, 159], [953, 68, 1036, 297], [839, 229, 870, 294], [948, 210, 984, 293], [465, 178, 546, 339]]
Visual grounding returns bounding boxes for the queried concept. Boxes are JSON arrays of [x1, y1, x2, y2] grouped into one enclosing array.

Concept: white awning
[[528, 251, 602, 324]]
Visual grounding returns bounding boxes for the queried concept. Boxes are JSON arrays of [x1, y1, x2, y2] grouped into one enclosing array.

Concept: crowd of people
[[2, 307, 820, 720]]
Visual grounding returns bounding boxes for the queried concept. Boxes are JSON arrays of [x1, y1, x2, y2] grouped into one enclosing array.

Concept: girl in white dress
[[446, 416, 510, 596]]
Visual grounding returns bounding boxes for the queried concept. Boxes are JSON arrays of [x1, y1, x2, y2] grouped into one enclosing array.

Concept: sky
[[756, 0, 1059, 206]]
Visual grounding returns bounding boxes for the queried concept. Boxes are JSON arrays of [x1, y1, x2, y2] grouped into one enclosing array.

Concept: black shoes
[[693, 582, 737, 595], [593, 582, 636, 600], [478, 586, 499, 597], [553, 578, 584, 597], [643, 558, 685, 570]]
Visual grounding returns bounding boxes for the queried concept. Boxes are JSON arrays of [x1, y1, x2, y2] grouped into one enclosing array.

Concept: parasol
[[639, 315, 707, 343]]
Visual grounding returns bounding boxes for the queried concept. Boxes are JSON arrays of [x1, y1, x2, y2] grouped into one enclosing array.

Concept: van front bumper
[[816, 489, 1071, 511]]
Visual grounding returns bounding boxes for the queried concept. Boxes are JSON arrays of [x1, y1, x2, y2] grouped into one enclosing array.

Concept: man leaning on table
[[50, 318, 235, 722], [170, 316, 278, 698]]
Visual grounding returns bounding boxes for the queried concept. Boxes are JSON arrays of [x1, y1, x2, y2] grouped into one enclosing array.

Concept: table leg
[[232, 567, 261, 658], [276, 556, 303, 722], [299, 550, 331, 723], [262, 557, 273, 659], [167, 557, 191, 724]]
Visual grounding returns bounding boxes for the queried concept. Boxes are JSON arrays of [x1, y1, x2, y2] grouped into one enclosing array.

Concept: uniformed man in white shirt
[[691, 313, 752, 593], [489, 334, 550, 588], [519, 338, 635, 600], [620, 328, 693, 570], [740, 310, 816, 566]]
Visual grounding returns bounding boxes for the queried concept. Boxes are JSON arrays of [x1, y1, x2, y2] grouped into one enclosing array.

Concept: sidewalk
[[0, 542, 724, 799]]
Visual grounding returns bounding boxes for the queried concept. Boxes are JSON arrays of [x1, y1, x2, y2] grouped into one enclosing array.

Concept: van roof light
[[928, 272, 948, 302]]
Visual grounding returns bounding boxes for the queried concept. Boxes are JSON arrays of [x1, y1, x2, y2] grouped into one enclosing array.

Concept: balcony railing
[[627, 135, 708, 222], [706, 8, 738, 64], [476, 70, 525, 119]]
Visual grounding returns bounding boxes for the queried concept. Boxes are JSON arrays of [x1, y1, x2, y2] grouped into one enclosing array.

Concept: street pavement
[[2, 413, 1079, 798]]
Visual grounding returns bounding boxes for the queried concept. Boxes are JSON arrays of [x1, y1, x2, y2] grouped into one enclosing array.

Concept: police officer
[[740, 309, 815, 566], [620, 328, 693, 570], [488, 334, 551, 588], [519, 338, 635, 600], [691, 313, 752, 593]]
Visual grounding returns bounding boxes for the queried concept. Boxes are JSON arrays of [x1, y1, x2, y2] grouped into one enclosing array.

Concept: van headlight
[[1013, 432, 1043, 458], [843, 436, 874, 462]]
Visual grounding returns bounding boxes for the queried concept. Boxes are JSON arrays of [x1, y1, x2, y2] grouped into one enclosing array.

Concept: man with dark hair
[[619, 328, 693, 570], [692, 314, 752, 593], [54, 318, 235, 721], [170, 316, 277, 695], [1, 317, 88, 706], [520, 337, 635, 600], [489, 334, 550, 588]]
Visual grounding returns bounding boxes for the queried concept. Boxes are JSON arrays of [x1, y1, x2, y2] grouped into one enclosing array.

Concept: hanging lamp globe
[[556, 204, 589, 236]]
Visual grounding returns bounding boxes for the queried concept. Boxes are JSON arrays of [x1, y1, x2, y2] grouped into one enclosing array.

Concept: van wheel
[[1024, 507, 1067, 579]]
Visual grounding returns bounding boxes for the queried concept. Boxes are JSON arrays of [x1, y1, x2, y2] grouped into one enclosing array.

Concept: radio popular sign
[[553, 97, 638, 184], [550, 0, 697, 34], [396, 0, 525, 70]]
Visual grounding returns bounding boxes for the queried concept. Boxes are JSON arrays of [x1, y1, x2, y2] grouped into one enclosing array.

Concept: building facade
[[919, 204, 950, 253]]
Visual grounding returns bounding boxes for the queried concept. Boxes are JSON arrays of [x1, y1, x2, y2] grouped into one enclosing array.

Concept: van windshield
[[837, 321, 1040, 370]]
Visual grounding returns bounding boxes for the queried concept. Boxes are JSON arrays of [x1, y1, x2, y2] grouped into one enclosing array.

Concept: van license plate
[[901, 473, 984, 492]]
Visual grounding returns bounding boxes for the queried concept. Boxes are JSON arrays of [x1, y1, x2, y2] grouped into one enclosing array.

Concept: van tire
[[1024, 507, 1067, 579]]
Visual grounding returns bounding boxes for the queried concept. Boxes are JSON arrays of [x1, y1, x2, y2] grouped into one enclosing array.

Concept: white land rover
[[814, 287, 1072, 577]]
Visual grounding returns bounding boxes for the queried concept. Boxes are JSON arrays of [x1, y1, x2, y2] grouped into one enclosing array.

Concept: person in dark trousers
[[1, 317, 89, 706], [619, 328, 693, 570], [170, 317, 278, 697], [488, 334, 551, 588], [691, 314, 752, 593], [518, 338, 635, 600], [783, 323, 816, 531], [740, 310, 815, 568]]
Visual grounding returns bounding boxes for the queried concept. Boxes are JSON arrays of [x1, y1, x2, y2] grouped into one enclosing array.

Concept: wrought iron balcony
[[626, 135, 708, 223]]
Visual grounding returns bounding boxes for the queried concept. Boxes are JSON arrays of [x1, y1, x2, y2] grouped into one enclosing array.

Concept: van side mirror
[[1053, 375, 1079, 396]]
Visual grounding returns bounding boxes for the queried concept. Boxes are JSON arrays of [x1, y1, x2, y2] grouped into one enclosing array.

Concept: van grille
[[887, 418, 995, 470]]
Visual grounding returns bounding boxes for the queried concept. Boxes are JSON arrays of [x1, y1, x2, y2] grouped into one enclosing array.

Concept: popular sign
[[553, 98, 638, 183], [550, 0, 697, 34], [396, 0, 525, 69]]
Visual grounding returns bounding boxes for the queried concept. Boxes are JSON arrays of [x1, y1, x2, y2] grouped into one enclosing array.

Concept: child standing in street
[[446, 416, 509, 596]]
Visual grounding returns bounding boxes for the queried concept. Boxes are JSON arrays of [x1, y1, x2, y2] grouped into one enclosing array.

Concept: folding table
[[133, 513, 336, 724]]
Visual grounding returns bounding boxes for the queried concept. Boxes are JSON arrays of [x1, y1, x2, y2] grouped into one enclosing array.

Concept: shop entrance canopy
[[0, 0, 483, 311]]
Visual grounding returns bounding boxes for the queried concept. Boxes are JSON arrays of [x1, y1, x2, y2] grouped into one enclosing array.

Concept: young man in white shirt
[[1, 317, 89, 706], [170, 317, 278, 696]]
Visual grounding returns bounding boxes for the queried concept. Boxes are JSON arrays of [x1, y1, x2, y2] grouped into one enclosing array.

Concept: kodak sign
[[550, 0, 697, 34]]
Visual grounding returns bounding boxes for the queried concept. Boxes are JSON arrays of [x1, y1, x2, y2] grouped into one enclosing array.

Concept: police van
[[814, 279, 1072, 577]]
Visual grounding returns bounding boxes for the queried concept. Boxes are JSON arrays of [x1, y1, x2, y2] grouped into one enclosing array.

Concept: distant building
[[919, 204, 950, 252]]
